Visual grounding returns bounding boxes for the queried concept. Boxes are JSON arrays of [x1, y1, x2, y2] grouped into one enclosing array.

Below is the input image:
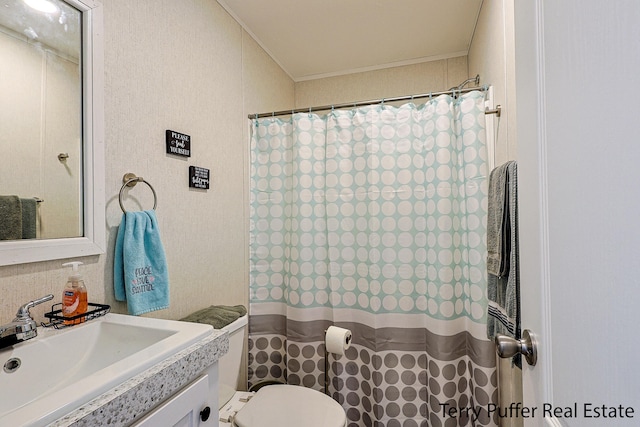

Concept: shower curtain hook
[[429, 92, 433, 101], [308, 107, 312, 118], [381, 98, 385, 109]]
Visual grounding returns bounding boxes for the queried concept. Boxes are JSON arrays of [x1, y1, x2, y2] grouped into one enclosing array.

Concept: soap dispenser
[[61, 261, 88, 325]]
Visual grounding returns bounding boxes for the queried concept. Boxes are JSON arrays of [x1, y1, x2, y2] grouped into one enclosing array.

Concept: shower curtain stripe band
[[249, 85, 494, 119]]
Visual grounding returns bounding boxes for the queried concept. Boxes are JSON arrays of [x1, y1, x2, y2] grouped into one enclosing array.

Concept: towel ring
[[119, 173, 157, 213]]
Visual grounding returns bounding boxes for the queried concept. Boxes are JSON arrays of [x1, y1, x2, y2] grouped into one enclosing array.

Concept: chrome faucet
[[0, 294, 53, 350]]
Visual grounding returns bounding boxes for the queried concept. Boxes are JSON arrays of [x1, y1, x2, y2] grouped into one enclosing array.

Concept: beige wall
[[468, 0, 517, 164], [469, 2, 522, 427], [295, 56, 468, 108], [0, 0, 294, 327]]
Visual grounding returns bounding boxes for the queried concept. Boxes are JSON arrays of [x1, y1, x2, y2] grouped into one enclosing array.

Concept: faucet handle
[[15, 294, 54, 319]]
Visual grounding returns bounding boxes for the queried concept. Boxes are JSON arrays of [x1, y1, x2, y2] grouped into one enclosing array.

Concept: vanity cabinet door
[[133, 374, 215, 427]]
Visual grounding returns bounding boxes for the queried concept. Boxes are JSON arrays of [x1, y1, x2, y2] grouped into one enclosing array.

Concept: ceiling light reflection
[[24, 0, 59, 14]]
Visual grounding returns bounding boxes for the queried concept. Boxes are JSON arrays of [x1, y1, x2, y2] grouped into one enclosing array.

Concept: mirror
[[1, 0, 82, 240], [0, 0, 104, 265]]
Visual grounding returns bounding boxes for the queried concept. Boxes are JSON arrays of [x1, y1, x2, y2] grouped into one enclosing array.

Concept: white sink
[[0, 313, 213, 427]]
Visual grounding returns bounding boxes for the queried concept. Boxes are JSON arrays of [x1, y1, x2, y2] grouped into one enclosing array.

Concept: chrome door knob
[[494, 329, 538, 366]]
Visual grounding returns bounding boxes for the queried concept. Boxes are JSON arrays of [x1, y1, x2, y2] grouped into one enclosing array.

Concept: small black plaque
[[189, 166, 210, 189], [166, 130, 191, 157]]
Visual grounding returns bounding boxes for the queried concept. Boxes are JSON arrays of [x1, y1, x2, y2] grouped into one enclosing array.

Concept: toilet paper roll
[[325, 326, 352, 355]]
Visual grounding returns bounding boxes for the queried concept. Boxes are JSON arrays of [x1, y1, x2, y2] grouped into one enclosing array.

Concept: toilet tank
[[218, 314, 248, 408]]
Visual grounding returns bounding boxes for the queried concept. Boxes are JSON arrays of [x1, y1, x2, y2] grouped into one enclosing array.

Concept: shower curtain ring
[[308, 107, 312, 118]]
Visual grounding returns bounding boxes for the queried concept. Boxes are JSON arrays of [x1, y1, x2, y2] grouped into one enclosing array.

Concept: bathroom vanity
[[56, 331, 227, 427], [0, 314, 228, 427]]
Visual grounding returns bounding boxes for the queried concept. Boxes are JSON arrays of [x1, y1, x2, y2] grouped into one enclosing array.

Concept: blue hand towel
[[114, 210, 169, 315]]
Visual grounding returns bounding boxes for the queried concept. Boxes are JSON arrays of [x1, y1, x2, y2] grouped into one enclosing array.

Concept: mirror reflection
[[0, 0, 82, 240]]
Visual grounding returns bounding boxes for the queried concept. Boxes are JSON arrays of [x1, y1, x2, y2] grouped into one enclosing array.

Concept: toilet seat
[[232, 385, 347, 427]]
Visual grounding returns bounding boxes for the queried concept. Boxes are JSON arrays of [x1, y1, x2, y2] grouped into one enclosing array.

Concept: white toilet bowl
[[218, 316, 347, 427], [232, 384, 346, 427]]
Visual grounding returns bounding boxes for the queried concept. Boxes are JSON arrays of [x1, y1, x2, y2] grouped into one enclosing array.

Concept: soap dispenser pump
[[61, 261, 88, 325]]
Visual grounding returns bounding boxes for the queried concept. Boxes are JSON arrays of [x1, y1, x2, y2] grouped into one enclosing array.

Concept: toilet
[[218, 315, 347, 427]]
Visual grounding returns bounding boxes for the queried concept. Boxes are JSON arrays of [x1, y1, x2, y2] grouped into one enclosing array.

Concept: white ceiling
[[217, 0, 483, 82]]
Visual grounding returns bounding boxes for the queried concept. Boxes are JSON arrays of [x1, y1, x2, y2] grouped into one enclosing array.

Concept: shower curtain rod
[[248, 85, 491, 119]]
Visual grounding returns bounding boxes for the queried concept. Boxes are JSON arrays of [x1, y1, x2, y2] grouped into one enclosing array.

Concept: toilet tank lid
[[233, 385, 346, 427], [221, 314, 247, 333]]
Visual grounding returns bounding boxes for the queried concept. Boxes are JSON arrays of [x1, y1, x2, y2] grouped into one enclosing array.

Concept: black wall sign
[[166, 130, 191, 157], [189, 166, 210, 189]]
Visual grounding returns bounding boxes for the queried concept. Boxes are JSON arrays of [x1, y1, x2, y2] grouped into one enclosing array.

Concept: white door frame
[[513, 0, 556, 425]]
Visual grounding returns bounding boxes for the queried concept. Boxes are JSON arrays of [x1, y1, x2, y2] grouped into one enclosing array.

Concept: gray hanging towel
[[20, 198, 37, 239], [486, 164, 510, 277], [0, 195, 22, 240], [486, 161, 520, 367]]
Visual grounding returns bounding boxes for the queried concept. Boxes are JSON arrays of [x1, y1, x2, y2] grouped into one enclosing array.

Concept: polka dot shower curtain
[[249, 91, 498, 427]]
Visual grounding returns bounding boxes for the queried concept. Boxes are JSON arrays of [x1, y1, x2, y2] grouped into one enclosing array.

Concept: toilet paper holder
[[324, 342, 330, 396], [323, 326, 352, 396]]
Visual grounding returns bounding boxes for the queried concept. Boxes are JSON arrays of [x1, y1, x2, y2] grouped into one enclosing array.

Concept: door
[[514, 1, 640, 426]]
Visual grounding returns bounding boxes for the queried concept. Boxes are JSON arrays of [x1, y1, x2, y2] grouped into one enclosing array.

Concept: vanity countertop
[[49, 328, 228, 427]]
